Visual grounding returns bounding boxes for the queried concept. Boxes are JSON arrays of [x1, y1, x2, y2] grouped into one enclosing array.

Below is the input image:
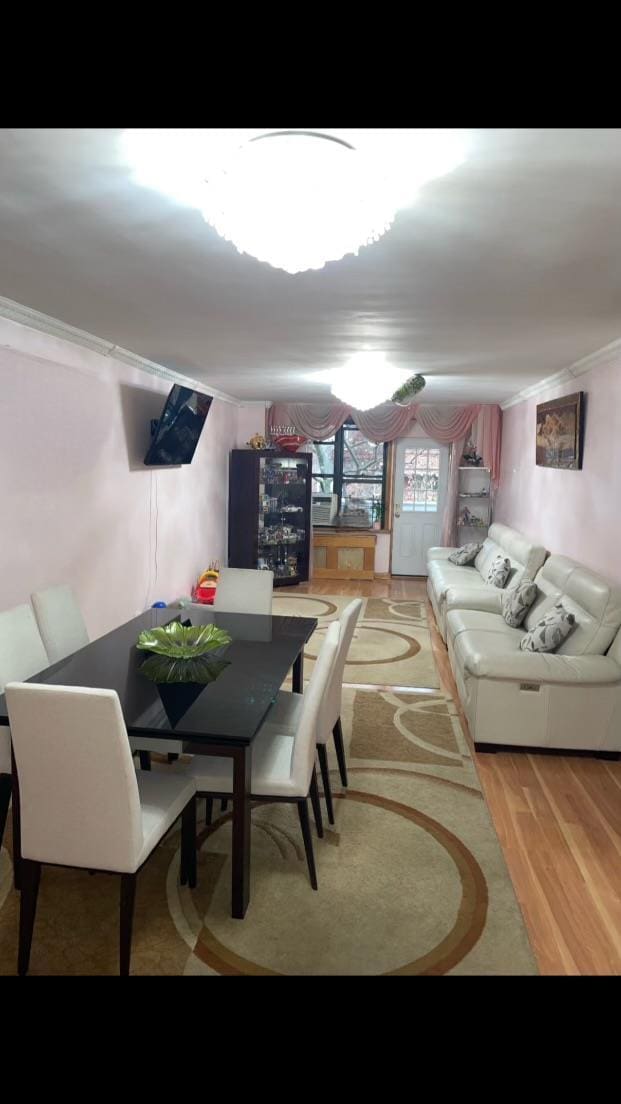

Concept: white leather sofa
[[427, 523, 547, 642], [428, 539, 621, 753]]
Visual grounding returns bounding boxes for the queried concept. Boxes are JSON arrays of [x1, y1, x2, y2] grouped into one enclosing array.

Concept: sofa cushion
[[428, 560, 487, 603], [501, 581, 538, 628], [556, 566, 621, 656], [427, 546, 456, 562], [448, 542, 482, 566], [523, 555, 574, 630], [445, 586, 503, 616], [474, 523, 547, 586], [520, 602, 576, 653], [526, 555, 621, 655], [456, 639, 621, 685], [453, 625, 526, 676], [487, 556, 512, 588], [447, 608, 523, 647]]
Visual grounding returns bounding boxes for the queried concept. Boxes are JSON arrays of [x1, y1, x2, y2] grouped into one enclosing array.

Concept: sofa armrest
[[427, 546, 455, 562], [446, 586, 503, 615], [463, 650, 621, 686]]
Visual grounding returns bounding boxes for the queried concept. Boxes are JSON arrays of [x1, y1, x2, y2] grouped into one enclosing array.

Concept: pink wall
[[495, 351, 621, 582], [235, 402, 268, 447], [0, 317, 239, 639]]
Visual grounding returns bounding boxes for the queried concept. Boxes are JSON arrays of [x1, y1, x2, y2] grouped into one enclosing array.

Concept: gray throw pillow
[[520, 601, 576, 652], [448, 542, 482, 566], [487, 555, 511, 588], [501, 581, 538, 628]]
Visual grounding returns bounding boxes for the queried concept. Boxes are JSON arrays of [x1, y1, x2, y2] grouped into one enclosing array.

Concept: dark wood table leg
[[11, 746, 22, 891], [292, 649, 304, 694], [231, 745, 252, 919]]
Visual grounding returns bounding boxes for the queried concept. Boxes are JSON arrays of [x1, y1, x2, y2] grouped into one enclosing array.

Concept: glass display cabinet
[[228, 450, 312, 586]]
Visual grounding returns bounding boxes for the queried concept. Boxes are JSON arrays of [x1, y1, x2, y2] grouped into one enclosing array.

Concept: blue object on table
[[151, 601, 167, 608]]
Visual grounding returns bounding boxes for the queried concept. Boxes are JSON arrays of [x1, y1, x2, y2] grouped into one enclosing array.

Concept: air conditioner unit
[[312, 493, 338, 526]]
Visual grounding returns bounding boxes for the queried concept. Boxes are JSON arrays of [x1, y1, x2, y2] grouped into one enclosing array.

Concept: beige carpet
[[0, 687, 537, 975], [272, 594, 440, 690]]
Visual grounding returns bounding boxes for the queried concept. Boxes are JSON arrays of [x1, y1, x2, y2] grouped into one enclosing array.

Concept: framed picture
[[536, 391, 584, 470]]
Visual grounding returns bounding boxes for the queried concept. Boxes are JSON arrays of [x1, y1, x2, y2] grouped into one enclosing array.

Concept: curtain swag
[[268, 401, 501, 483]]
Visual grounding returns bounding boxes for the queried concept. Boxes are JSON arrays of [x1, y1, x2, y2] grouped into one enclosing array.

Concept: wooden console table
[[311, 530, 376, 580]]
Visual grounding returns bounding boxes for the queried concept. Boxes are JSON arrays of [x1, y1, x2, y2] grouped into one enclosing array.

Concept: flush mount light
[[120, 128, 468, 274], [329, 353, 421, 410]]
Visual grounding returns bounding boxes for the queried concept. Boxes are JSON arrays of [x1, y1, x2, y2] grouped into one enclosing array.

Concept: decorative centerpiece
[[270, 424, 306, 452], [137, 621, 232, 683]]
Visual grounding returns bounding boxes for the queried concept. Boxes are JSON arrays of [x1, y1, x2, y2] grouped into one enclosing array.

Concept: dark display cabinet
[[228, 449, 312, 587]]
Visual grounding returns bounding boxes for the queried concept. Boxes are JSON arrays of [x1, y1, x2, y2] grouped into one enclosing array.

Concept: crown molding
[[500, 337, 621, 410], [0, 294, 241, 406]]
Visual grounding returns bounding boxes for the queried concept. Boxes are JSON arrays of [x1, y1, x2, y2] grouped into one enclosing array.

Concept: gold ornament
[[247, 433, 267, 450]]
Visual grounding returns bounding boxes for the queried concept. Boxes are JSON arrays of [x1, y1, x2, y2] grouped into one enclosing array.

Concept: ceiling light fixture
[[121, 128, 468, 274], [329, 353, 423, 410]]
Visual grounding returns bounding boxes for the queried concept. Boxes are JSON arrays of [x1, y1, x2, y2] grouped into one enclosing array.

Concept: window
[[312, 420, 388, 528], [402, 446, 440, 513]]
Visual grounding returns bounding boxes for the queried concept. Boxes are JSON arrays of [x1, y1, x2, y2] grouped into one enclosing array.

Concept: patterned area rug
[[272, 594, 440, 690], [0, 688, 537, 975]]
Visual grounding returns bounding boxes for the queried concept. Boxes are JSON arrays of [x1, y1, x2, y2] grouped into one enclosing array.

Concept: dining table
[[0, 604, 317, 919]]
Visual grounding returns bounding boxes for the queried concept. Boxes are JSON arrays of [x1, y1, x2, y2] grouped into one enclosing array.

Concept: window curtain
[[268, 400, 502, 546], [268, 401, 415, 443]]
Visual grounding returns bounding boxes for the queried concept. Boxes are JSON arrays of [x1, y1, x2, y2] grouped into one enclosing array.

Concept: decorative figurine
[[247, 433, 267, 450], [462, 441, 483, 466]]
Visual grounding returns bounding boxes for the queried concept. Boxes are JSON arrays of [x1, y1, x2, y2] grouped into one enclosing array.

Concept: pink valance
[[269, 401, 415, 444], [269, 400, 501, 483]]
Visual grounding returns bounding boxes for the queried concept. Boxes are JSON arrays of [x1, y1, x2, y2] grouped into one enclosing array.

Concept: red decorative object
[[193, 585, 217, 605], [273, 435, 306, 452]]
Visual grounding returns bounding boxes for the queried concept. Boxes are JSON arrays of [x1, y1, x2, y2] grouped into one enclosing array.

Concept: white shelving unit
[[457, 466, 491, 541]]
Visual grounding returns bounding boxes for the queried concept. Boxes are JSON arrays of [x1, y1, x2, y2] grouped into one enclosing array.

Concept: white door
[[391, 439, 449, 575]]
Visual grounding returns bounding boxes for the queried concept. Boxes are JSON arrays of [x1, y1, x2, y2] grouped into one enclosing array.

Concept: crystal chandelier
[[329, 353, 425, 411], [121, 128, 468, 275]]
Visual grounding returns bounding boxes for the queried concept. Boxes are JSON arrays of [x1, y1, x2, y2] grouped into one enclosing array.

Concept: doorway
[[391, 438, 449, 575]]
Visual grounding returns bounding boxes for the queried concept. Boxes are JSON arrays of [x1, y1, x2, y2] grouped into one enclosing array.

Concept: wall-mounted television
[[144, 385, 213, 465]]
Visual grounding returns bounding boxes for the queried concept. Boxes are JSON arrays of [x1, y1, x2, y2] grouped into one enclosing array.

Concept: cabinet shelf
[[458, 465, 491, 539]]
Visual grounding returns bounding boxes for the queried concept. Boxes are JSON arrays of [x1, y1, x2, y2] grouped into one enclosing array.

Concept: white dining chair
[[262, 599, 362, 824], [178, 621, 339, 890], [30, 584, 181, 770], [31, 583, 90, 666], [212, 566, 274, 811], [0, 604, 50, 852], [213, 567, 274, 615], [5, 682, 198, 976]]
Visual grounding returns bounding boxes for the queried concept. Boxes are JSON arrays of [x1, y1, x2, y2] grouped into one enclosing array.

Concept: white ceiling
[[1, 127, 621, 404]]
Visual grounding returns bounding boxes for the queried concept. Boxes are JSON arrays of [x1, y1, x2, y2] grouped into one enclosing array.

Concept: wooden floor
[[295, 575, 621, 975]]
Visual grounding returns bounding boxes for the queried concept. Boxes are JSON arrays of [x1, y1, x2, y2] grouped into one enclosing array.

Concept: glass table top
[[0, 606, 317, 747]]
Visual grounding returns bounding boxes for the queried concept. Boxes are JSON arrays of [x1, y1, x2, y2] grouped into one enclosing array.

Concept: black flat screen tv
[[144, 385, 213, 465]]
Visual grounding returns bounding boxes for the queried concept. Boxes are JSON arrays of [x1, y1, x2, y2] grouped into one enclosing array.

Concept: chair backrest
[[290, 620, 340, 795], [213, 568, 274, 615], [322, 600, 363, 735], [0, 604, 49, 691], [0, 603, 50, 774], [31, 584, 90, 665], [5, 683, 143, 872]]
